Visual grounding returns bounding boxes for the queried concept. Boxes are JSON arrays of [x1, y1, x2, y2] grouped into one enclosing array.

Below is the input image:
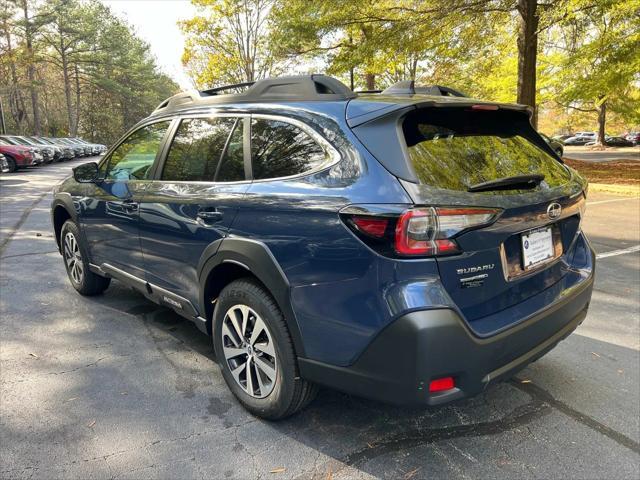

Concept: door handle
[[197, 210, 223, 223], [122, 200, 138, 212]]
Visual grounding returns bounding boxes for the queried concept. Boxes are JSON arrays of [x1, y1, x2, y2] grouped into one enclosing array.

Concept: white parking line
[[596, 245, 640, 259], [588, 198, 638, 205]]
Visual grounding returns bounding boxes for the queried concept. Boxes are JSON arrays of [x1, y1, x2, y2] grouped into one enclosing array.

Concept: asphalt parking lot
[[1, 161, 639, 479]]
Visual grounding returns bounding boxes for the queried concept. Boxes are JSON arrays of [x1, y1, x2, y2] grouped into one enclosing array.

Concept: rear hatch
[[351, 103, 587, 334]]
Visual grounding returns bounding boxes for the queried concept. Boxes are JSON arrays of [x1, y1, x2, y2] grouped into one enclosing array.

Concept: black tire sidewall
[[60, 220, 95, 294], [213, 280, 298, 419]]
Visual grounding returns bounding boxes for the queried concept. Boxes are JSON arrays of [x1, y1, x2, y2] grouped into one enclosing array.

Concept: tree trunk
[[516, 0, 539, 127], [597, 99, 607, 146], [21, 0, 41, 135], [73, 63, 81, 136], [365, 73, 375, 90], [3, 20, 28, 130], [61, 43, 74, 135]]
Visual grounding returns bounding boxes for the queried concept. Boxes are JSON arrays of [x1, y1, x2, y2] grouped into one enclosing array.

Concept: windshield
[[402, 108, 571, 193]]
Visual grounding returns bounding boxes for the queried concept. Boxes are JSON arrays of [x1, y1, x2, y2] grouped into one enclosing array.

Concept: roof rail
[[382, 80, 467, 97], [152, 74, 357, 113], [201, 81, 255, 96]]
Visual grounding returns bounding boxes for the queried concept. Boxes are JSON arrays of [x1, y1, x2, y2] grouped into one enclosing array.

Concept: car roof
[[146, 74, 531, 128]]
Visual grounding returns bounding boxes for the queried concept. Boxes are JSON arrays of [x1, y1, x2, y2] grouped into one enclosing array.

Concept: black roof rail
[[153, 74, 357, 113], [382, 80, 467, 97], [201, 81, 255, 96]]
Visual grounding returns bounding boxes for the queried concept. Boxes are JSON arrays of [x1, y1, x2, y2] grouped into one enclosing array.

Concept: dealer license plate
[[521, 226, 554, 269]]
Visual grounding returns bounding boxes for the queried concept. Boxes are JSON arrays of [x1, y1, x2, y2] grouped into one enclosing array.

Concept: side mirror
[[73, 162, 99, 183]]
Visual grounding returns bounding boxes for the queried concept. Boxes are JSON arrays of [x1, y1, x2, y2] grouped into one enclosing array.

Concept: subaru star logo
[[547, 202, 562, 219]]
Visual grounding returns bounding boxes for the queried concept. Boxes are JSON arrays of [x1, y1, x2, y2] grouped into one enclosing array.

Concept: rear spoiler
[[346, 97, 532, 128]]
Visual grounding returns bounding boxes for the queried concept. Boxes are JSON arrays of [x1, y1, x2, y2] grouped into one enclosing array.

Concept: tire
[[60, 220, 111, 296], [3, 155, 17, 173], [213, 278, 318, 420]]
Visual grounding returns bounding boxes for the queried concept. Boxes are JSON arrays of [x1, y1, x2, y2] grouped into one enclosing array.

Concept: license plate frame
[[521, 226, 554, 270]]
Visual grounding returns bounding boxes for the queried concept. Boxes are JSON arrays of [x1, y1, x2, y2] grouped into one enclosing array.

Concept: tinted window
[[403, 109, 570, 192], [162, 117, 237, 182], [215, 119, 245, 182], [105, 121, 170, 180], [251, 119, 327, 180]]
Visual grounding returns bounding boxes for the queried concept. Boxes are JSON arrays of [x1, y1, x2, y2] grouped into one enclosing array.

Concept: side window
[[215, 119, 245, 182], [251, 119, 327, 180], [104, 121, 170, 181], [162, 117, 237, 182]]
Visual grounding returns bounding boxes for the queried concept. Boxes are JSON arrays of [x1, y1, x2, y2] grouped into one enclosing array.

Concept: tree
[[552, 0, 639, 144], [180, 0, 277, 88]]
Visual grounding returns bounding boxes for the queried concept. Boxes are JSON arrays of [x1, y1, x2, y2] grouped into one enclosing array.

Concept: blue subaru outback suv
[[51, 75, 595, 419]]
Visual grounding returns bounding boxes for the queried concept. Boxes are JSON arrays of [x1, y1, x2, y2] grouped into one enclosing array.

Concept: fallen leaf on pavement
[[29, 353, 38, 358], [591, 352, 601, 358], [520, 379, 531, 384], [270, 467, 286, 474], [87, 420, 96, 428], [405, 467, 421, 479]]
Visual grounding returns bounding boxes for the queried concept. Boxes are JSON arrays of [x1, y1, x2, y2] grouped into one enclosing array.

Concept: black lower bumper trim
[[299, 274, 593, 406]]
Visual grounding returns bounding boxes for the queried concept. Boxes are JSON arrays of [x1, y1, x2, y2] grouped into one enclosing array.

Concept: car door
[[80, 120, 172, 278], [138, 115, 250, 307]]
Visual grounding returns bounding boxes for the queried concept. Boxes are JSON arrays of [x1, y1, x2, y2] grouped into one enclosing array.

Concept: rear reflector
[[352, 216, 388, 238], [428, 376, 455, 393]]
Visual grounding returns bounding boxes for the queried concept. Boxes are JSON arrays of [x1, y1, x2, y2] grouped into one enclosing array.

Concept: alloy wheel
[[63, 232, 84, 284], [221, 304, 277, 398]]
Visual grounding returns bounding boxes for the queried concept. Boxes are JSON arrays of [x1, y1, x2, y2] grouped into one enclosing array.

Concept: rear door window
[[251, 118, 327, 180], [402, 109, 570, 192], [162, 117, 238, 182]]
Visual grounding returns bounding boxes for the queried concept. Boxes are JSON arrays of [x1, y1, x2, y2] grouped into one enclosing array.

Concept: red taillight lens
[[395, 207, 500, 256], [352, 216, 388, 238], [429, 376, 455, 393]]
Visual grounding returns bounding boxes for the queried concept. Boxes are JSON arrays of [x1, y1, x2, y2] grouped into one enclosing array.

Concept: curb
[[589, 183, 640, 196]]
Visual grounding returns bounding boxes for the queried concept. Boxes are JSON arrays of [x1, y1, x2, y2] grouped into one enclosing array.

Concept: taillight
[[342, 206, 501, 258], [395, 207, 500, 256]]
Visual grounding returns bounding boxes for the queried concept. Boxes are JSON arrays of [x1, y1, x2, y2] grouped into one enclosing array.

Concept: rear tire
[[60, 220, 110, 296], [213, 279, 318, 420]]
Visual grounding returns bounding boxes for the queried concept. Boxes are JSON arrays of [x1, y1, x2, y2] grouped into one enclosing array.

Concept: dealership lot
[[1, 163, 638, 479]]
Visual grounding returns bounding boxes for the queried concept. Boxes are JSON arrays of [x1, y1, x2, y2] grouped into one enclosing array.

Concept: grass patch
[[564, 159, 640, 185]]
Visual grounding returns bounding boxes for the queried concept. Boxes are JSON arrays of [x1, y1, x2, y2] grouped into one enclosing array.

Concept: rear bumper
[[299, 263, 593, 406]]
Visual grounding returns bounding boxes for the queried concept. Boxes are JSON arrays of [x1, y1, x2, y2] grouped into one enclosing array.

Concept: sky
[[100, 0, 197, 89]]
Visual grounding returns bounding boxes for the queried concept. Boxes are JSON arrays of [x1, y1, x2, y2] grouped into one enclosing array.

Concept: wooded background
[[2, 0, 638, 144]]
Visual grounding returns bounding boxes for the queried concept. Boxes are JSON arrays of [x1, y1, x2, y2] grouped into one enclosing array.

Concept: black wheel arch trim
[[198, 237, 306, 357], [51, 194, 81, 254]]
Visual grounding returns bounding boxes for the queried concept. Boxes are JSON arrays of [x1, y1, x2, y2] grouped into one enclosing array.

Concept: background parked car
[[0, 136, 44, 165], [73, 137, 106, 155], [0, 153, 8, 173], [52, 138, 84, 157], [0, 138, 40, 171], [2, 135, 55, 163], [585, 136, 634, 147], [540, 133, 564, 157], [35, 137, 75, 160], [25, 136, 65, 161], [563, 136, 593, 145], [552, 134, 573, 142], [624, 132, 640, 145]]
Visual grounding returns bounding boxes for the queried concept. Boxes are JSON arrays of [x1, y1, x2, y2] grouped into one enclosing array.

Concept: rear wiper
[[467, 174, 545, 193]]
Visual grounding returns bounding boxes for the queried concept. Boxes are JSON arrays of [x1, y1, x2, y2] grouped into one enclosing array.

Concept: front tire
[[3, 155, 17, 173], [213, 279, 318, 420], [60, 220, 110, 296]]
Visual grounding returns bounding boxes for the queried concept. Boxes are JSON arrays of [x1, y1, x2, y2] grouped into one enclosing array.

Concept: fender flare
[[198, 237, 306, 357], [51, 194, 80, 252]]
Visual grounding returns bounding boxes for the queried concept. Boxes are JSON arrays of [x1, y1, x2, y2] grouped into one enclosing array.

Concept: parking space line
[[596, 245, 640, 259], [587, 198, 639, 205]]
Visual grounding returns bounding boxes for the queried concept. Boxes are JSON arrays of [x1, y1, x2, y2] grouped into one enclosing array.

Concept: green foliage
[[0, 0, 179, 143]]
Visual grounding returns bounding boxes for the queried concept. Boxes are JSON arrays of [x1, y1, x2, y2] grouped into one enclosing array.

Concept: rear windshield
[[402, 108, 570, 192]]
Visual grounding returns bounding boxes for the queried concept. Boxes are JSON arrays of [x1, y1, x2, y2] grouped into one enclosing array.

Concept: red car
[[0, 138, 41, 172]]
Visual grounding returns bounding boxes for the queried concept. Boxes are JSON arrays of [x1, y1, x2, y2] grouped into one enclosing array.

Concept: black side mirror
[[73, 162, 99, 183]]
